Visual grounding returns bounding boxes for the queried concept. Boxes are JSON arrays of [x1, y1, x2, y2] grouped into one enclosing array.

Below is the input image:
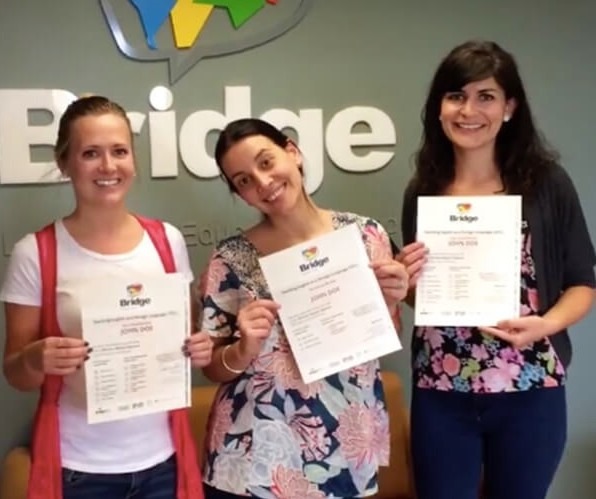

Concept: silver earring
[[503, 115, 511, 122]]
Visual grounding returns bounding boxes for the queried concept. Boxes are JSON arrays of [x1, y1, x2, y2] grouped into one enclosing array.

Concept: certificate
[[415, 196, 521, 326], [259, 224, 401, 384], [80, 273, 191, 424]]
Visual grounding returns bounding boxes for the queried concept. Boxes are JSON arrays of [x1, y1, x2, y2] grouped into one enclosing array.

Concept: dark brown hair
[[414, 40, 558, 196], [214, 118, 292, 193]]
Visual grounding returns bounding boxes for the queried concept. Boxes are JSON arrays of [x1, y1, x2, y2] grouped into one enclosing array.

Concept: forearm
[[543, 285, 595, 335], [389, 305, 402, 335], [3, 350, 44, 392], [202, 341, 255, 383]]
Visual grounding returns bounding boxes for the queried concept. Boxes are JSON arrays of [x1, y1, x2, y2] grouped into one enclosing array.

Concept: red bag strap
[[135, 215, 176, 273], [28, 223, 63, 499], [35, 224, 61, 339]]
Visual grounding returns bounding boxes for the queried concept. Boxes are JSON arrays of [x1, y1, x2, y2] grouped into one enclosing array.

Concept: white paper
[[415, 195, 521, 326], [259, 224, 401, 383], [80, 273, 191, 424]]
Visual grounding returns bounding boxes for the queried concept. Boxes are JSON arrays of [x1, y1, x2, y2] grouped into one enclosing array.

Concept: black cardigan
[[401, 165, 596, 368]]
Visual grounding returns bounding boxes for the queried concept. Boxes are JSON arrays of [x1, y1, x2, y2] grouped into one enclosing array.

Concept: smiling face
[[58, 113, 135, 209], [220, 134, 305, 217], [440, 77, 516, 155]]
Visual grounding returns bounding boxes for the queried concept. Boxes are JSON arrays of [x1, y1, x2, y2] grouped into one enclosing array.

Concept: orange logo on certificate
[[456, 203, 472, 213]]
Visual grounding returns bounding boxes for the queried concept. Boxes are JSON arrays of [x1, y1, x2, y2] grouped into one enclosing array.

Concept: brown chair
[[0, 370, 415, 499], [377, 371, 415, 498]]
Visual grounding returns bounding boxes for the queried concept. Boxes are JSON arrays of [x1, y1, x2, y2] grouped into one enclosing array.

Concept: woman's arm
[[3, 303, 45, 391], [3, 303, 89, 391], [480, 286, 594, 348], [399, 180, 426, 309], [196, 252, 266, 383], [542, 285, 595, 335], [201, 298, 279, 383], [202, 337, 256, 384]]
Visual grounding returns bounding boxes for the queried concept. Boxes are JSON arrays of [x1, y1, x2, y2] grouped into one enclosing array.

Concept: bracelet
[[221, 344, 244, 374]]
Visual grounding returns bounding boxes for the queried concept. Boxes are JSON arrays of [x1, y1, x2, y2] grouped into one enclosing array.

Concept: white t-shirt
[[0, 219, 194, 473]]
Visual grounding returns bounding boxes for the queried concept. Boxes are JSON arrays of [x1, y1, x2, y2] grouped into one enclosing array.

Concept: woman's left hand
[[479, 316, 555, 349], [184, 331, 214, 368], [370, 259, 409, 307]]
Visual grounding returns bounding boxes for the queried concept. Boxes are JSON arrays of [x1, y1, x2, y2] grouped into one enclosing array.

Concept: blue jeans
[[62, 454, 176, 499], [411, 387, 567, 499]]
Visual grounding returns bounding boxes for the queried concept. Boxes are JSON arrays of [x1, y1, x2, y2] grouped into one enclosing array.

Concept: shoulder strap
[[35, 224, 61, 338], [29, 223, 63, 499], [135, 215, 176, 273]]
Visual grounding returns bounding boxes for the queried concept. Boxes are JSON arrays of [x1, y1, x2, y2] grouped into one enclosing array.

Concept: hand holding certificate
[[415, 196, 521, 327], [80, 273, 191, 424], [259, 224, 401, 384]]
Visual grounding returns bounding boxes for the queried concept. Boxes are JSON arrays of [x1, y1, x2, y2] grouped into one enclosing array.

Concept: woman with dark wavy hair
[[198, 118, 409, 498], [400, 40, 595, 499]]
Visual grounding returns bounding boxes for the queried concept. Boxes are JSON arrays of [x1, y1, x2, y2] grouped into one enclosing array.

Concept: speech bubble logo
[[302, 246, 318, 261], [100, 0, 313, 84], [126, 283, 143, 297]]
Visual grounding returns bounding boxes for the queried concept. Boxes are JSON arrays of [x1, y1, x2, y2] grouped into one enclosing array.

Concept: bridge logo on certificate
[[450, 202, 478, 223], [299, 246, 330, 273], [120, 282, 152, 308], [126, 283, 143, 297], [301, 246, 318, 260]]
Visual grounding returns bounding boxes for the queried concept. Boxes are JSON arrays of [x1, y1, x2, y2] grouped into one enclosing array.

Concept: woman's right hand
[[237, 299, 280, 359], [397, 241, 428, 288], [22, 337, 90, 376]]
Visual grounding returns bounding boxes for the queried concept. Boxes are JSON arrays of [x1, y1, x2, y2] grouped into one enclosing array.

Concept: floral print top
[[413, 220, 566, 393], [199, 212, 394, 498]]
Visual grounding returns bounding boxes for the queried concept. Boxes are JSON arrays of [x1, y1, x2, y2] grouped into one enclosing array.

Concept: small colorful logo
[[456, 203, 472, 213], [450, 202, 478, 223], [299, 246, 329, 272], [100, 0, 313, 83], [302, 246, 318, 261], [126, 283, 143, 297]]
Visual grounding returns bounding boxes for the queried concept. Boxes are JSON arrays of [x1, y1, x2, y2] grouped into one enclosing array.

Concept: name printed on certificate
[[415, 195, 521, 327], [80, 273, 191, 424], [259, 223, 401, 384]]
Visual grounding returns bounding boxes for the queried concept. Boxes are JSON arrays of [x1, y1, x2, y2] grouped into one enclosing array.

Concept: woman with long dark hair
[[198, 118, 408, 498], [400, 40, 595, 499]]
